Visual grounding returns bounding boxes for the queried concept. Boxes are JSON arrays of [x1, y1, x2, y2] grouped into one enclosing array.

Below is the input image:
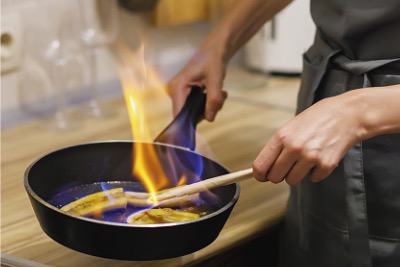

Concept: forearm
[[199, 0, 293, 62], [342, 84, 400, 140], [168, 0, 293, 121], [252, 83, 400, 184]]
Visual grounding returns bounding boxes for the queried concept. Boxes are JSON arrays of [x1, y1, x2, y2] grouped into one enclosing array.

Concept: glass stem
[[52, 60, 68, 128], [87, 47, 99, 107]]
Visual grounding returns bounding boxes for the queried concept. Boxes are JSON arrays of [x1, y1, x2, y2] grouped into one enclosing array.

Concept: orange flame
[[116, 42, 170, 203]]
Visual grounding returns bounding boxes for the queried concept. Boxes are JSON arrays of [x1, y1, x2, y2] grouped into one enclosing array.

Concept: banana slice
[[61, 188, 127, 216], [126, 208, 200, 224]]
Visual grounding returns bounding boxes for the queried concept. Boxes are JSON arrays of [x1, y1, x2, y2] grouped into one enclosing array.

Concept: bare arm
[[356, 85, 400, 137], [206, 0, 293, 62], [168, 0, 293, 121], [253, 84, 400, 184]]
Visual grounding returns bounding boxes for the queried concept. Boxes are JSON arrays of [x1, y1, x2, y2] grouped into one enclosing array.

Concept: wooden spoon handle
[[155, 168, 253, 202]]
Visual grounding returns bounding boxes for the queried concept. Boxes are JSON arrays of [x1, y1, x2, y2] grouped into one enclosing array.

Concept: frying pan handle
[[183, 85, 207, 127], [154, 86, 206, 150]]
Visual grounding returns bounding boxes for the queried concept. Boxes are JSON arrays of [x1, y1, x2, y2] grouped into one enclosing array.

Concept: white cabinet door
[[244, 0, 315, 74]]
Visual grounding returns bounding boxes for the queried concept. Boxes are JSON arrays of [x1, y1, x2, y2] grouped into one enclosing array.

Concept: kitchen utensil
[[25, 86, 240, 260], [124, 168, 253, 207], [154, 168, 253, 203]]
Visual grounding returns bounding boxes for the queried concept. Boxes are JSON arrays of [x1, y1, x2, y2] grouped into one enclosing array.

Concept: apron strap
[[296, 31, 341, 113], [344, 141, 373, 267], [333, 55, 400, 76]]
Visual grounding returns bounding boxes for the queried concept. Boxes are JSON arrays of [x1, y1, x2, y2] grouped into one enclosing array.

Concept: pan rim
[[24, 140, 240, 228]]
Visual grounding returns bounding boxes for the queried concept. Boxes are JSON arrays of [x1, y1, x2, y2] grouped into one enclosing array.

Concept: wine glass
[[19, 0, 85, 130], [77, 0, 120, 118]]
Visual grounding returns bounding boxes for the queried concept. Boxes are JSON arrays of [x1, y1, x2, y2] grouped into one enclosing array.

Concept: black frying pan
[[24, 87, 240, 260]]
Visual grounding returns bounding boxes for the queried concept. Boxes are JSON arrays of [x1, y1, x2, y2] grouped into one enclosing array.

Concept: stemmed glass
[[19, 0, 85, 130], [77, 0, 120, 118]]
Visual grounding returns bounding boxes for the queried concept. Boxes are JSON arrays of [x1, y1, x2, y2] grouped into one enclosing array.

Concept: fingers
[[253, 135, 283, 182], [168, 78, 227, 121], [284, 160, 314, 185], [309, 160, 337, 182], [204, 67, 227, 121], [264, 148, 297, 184], [168, 68, 227, 121], [254, 154, 334, 185], [205, 89, 227, 121], [252, 135, 339, 185], [167, 77, 192, 116]]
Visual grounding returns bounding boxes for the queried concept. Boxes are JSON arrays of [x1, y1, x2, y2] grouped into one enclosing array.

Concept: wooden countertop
[[1, 74, 300, 266]]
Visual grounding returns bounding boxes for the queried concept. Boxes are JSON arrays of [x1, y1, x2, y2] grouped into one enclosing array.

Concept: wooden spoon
[[127, 168, 253, 207]]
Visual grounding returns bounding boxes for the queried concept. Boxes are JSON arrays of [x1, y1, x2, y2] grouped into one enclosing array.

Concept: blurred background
[[1, 0, 314, 128]]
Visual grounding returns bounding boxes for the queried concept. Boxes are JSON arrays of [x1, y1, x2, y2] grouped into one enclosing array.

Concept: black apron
[[280, 1, 400, 267]]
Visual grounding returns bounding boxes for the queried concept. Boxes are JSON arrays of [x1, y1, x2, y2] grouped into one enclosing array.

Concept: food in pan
[[59, 186, 209, 224], [126, 208, 200, 224], [61, 188, 127, 216]]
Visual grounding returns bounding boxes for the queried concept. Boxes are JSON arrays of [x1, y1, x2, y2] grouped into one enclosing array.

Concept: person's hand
[[166, 0, 294, 122], [167, 47, 228, 122], [252, 91, 366, 185]]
